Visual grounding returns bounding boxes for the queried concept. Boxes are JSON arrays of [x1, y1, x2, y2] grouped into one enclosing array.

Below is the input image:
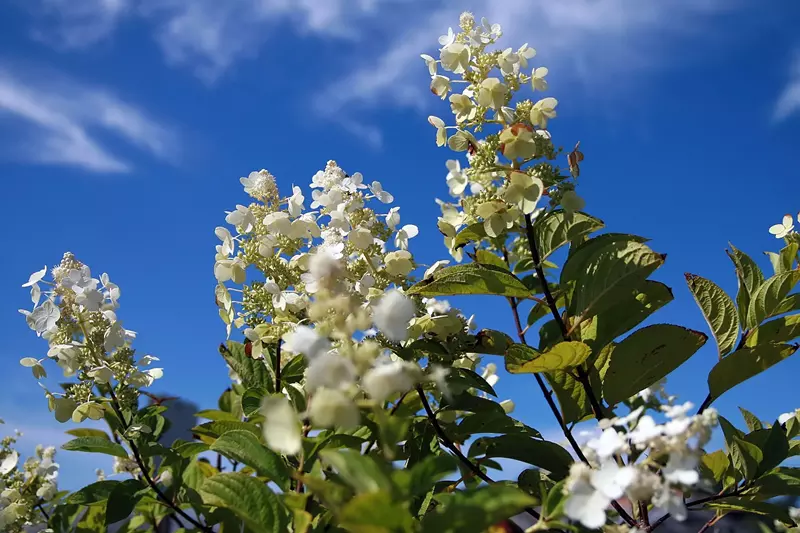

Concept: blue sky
[[1, 0, 800, 489]]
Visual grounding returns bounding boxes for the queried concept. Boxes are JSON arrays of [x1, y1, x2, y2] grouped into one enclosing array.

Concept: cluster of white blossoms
[[421, 13, 584, 264], [19, 253, 162, 423], [215, 162, 484, 455], [769, 212, 800, 239], [0, 428, 59, 532], [563, 400, 718, 529]]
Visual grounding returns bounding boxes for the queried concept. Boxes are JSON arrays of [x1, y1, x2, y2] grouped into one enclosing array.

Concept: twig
[[275, 340, 282, 393], [517, 216, 638, 528], [415, 386, 543, 522], [648, 488, 742, 532], [697, 515, 721, 533], [105, 387, 214, 533], [36, 501, 50, 521]]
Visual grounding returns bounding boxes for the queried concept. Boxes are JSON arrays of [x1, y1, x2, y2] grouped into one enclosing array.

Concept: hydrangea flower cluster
[[769, 212, 800, 239], [19, 253, 162, 423], [421, 13, 584, 265], [213, 162, 484, 454], [564, 398, 718, 529], [0, 427, 59, 532]]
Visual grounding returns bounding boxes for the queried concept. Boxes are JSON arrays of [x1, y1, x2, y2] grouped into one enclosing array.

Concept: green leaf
[[469, 435, 573, 480], [105, 479, 143, 525], [705, 497, 793, 523], [727, 244, 765, 324], [473, 329, 514, 356], [746, 314, 800, 347], [505, 342, 591, 374], [174, 441, 210, 458], [602, 324, 707, 405], [338, 491, 415, 533], [708, 343, 799, 401], [210, 430, 290, 490], [420, 485, 536, 533], [62, 437, 128, 458], [319, 449, 394, 494], [699, 450, 730, 484], [576, 280, 674, 354], [533, 210, 605, 262], [766, 243, 798, 275], [739, 407, 763, 432], [192, 420, 261, 440], [241, 387, 269, 417], [730, 436, 763, 480], [755, 423, 790, 476], [76, 502, 107, 533], [400, 454, 458, 498], [447, 368, 496, 397], [219, 341, 273, 392], [686, 274, 740, 357], [749, 467, 800, 497], [452, 222, 487, 249], [66, 480, 121, 504], [475, 249, 508, 270], [562, 235, 665, 320], [64, 428, 111, 440], [746, 270, 800, 328], [407, 263, 533, 299], [196, 409, 242, 422], [719, 416, 746, 449], [199, 473, 287, 533]]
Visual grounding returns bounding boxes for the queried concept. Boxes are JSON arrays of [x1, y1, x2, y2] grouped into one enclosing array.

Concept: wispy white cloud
[[30, 0, 130, 49], [20, 0, 748, 144], [314, 0, 745, 143], [774, 50, 800, 123], [0, 65, 178, 172]]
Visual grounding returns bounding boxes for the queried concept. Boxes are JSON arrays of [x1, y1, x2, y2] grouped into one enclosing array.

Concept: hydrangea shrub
[[9, 11, 800, 533]]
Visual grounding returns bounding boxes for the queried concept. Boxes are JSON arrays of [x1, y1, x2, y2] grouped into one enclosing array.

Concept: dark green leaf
[[469, 435, 573, 480], [473, 329, 514, 356], [719, 416, 746, 449], [562, 236, 665, 321], [728, 244, 765, 325], [686, 274, 740, 357], [338, 491, 415, 533], [576, 280, 674, 354], [534, 210, 605, 262], [210, 430, 290, 490], [602, 324, 707, 405], [755, 423, 790, 476], [196, 409, 241, 422], [407, 263, 532, 299], [708, 343, 799, 401], [420, 485, 536, 533], [404, 455, 458, 497], [241, 387, 269, 417], [66, 481, 121, 505], [730, 436, 763, 480], [62, 437, 128, 458], [448, 368, 497, 397], [319, 449, 394, 494], [105, 479, 143, 525], [64, 428, 111, 440], [200, 473, 287, 533], [174, 441, 210, 458], [219, 341, 273, 392], [192, 420, 261, 440]]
